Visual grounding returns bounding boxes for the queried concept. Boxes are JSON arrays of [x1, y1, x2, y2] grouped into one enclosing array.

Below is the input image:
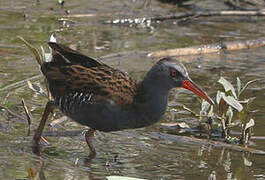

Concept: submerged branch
[[106, 10, 265, 24], [42, 129, 85, 137], [97, 38, 265, 60], [148, 132, 265, 155], [148, 38, 265, 57], [151, 10, 265, 21]]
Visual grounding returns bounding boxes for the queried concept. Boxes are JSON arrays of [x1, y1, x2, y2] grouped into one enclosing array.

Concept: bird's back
[[42, 43, 137, 122]]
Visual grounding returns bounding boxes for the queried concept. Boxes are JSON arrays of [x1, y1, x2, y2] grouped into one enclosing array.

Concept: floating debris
[[105, 17, 153, 28], [74, 158, 79, 166]]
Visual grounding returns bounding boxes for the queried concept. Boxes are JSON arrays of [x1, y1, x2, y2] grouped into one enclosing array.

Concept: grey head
[[153, 57, 189, 89], [144, 57, 214, 105]]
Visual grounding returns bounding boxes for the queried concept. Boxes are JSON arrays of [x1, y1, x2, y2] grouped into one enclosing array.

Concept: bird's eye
[[170, 69, 177, 77]]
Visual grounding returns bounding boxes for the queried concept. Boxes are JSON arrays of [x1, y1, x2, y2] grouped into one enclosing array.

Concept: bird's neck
[[132, 76, 171, 128]]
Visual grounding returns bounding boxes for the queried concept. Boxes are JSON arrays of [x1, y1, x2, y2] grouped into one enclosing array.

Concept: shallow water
[[0, 0, 265, 179]]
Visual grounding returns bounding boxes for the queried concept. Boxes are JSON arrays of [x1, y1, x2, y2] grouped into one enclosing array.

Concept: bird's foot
[[32, 136, 49, 155], [88, 151, 96, 159], [85, 129, 96, 158], [31, 137, 42, 155]]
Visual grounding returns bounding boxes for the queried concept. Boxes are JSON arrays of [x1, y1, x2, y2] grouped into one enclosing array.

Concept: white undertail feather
[[46, 33, 57, 62]]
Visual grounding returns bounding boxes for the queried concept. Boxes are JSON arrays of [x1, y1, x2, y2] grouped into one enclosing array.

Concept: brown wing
[[48, 42, 102, 67], [42, 42, 137, 104], [42, 61, 137, 105]]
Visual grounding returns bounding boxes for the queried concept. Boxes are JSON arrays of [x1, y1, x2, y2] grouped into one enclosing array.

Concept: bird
[[32, 42, 214, 157]]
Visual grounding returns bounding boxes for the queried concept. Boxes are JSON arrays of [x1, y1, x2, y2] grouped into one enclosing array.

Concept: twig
[[0, 75, 42, 92], [225, 0, 249, 10], [149, 10, 265, 20], [106, 10, 265, 24], [182, 105, 200, 117], [98, 38, 265, 61], [226, 0, 265, 9], [100, 38, 265, 61], [151, 10, 264, 21], [21, 99, 32, 135], [42, 130, 84, 137], [63, 14, 96, 18], [148, 132, 265, 155], [40, 136, 50, 145], [251, 136, 265, 140], [0, 105, 27, 121], [221, 114, 228, 139], [1, 92, 10, 105], [148, 38, 265, 57], [27, 81, 47, 98], [49, 115, 69, 128]]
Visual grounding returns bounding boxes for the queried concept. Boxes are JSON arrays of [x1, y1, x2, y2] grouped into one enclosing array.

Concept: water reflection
[[195, 145, 257, 180]]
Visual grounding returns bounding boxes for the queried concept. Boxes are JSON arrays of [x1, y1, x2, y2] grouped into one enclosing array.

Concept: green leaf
[[218, 77, 237, 99], [217, 91, 227, 114], [226, 106, 233, 124], [238, 109, 247, 123], [106, 176, 147, 180], [243, 157, 252, 167], [222, 94, 243, 112], [208, 105, 214, 117], [236, 77, 241, 96], [238, 79, 260, 97], [216, 90, 223, 105], [160, 122, 190, 129], [245, 119, 255, 131], [18, 36, 42, 65], [200, 100, 210, 115], [239, 97, 256, 111]]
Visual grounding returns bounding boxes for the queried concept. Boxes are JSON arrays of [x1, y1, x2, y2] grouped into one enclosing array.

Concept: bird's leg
[[85, 128, 96, 157], [32, 101, 55, 153]]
